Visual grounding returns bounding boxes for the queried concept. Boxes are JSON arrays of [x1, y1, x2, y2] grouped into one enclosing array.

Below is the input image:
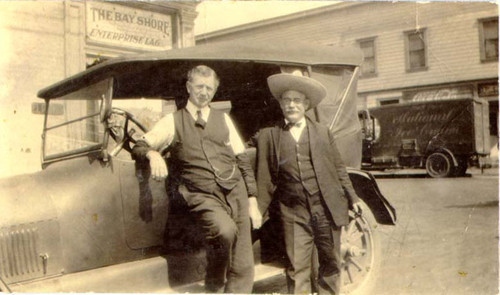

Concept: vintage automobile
[[0, 41, 396, 294]]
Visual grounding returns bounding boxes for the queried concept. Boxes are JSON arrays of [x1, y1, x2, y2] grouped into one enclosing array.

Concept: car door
[[111, 98, 170, 249]]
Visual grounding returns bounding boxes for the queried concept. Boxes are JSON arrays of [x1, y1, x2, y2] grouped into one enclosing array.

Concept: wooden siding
[[196, 2, 498, 94]]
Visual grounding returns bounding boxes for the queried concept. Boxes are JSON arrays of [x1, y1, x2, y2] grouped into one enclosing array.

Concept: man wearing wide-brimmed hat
[[256, 71, 361, 294]]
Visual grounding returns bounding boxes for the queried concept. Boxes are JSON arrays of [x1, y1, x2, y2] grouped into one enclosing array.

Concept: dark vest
[[278, 127, 320, 197], [169, 108, 241, 193]]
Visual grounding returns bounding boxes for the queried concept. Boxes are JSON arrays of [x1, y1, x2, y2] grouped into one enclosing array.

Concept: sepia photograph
[[0, 1, 498, 294]]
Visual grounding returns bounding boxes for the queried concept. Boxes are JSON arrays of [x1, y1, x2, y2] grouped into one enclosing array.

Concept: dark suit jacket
[[256, 117, 360, 227]]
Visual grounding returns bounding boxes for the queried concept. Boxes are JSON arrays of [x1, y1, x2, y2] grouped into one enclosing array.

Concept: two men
[[256, 72, 361, 294], [134, 65, 360, 294], [132, 65, 261, 293]]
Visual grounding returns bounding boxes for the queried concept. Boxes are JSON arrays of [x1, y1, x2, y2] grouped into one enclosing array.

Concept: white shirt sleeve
[[141, 113, 175, 152], [224, 113, 246, 155]]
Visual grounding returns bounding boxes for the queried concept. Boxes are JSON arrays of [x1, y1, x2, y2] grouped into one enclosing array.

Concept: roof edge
[[195, 2, 368, 42]]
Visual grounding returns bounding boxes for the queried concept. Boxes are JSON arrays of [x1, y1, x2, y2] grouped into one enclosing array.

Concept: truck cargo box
[[360, 98, 490, 177]]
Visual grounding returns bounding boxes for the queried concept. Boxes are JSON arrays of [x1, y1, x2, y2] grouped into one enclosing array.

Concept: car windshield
[[43, 79, 111, 161], [40, 61, 362, 168]]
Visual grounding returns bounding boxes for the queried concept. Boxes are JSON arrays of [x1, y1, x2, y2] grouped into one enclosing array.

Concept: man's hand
[[351, 201, 363, 215], [146, 150, 168, 181], [248, 196, 262, 229]]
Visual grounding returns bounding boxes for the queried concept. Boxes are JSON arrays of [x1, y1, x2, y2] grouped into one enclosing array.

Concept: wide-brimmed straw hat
[[267, 72, 327, 110]]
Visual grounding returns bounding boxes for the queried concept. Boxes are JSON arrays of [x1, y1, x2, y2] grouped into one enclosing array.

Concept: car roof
[[38, 40, 363, 99]]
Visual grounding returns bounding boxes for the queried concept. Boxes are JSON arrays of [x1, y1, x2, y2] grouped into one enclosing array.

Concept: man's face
[[279, 90, 310, 123], [186, 74, 217, 108]]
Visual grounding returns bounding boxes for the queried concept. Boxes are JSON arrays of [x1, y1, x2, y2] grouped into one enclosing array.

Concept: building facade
[[196, 2, 498, 150], [0, 1, 198, 177]]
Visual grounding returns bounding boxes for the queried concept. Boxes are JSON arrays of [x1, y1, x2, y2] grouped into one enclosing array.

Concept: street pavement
[[252, 168, 498, 294], [372, 167, 499, 295]]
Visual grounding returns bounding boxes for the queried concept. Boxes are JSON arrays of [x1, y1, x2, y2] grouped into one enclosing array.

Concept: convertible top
[[38, 41, 363, 99]]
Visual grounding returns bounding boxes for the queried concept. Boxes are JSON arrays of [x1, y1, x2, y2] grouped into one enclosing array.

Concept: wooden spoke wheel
[[340, 202, 381, 294]]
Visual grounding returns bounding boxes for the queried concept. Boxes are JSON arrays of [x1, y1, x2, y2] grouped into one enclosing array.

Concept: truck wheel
[[426, 152, 453, 178], [340, 201, 381, 294]]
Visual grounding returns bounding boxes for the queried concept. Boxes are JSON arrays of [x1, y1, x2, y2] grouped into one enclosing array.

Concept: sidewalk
[[369, 167, 499, 178], [468, 166, 499, 177]]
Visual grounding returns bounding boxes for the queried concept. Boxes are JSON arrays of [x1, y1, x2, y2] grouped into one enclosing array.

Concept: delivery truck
[[359, 98, 490, 177]]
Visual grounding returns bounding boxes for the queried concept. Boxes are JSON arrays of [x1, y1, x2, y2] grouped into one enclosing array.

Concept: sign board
[[86, 2, 172, 50], [403, 86, 473, 102], [478, 83, 498, 97]]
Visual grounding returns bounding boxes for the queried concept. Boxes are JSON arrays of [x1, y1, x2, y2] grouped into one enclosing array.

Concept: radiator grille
[[0, 227, 42, 280]]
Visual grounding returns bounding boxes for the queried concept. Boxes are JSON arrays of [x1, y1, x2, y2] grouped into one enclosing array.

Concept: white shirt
[[284, 117, 307, 142], [142, 100, 246, 155]]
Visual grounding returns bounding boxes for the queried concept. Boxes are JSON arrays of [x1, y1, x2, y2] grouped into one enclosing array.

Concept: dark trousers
[[280, 188, 341, 294], [177, 179, 254, 293]]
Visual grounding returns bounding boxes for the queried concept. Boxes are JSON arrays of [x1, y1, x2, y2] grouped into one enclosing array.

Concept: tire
[[426, 152, 453, 178], [340, 200, 381, 295]]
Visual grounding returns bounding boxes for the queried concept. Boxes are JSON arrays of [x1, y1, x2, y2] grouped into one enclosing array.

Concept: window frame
[[357, 37, 378, 78], [41, 78, 113, 168], [404, 28, 428, 73], [478, 17, 499, 63]]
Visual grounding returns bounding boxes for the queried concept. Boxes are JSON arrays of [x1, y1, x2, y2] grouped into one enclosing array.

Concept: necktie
[[284, 121, 301, 131], [195, 110, 206, 129]]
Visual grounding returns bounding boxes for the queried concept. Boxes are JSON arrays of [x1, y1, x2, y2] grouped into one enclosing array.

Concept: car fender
[[426, 147, 459, 167], [347, 168, 396, 225]]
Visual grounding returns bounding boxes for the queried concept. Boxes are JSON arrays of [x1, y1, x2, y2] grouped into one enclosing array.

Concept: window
[[404, 29, 427, 72], [489, 100, 498, 136], [358, 38, 377, 77], [478, 18, 499, 62], [379, 99, 399, 106]]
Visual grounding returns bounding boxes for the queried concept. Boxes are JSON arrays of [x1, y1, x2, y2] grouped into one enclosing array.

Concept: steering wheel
[[108, 107, 149, 157]]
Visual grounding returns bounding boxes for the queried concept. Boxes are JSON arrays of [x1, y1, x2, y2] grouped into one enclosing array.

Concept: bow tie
[[284, 121, 302, 131]]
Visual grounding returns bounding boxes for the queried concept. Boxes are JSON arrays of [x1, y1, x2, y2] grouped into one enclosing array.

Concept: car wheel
[[340, 200, 381, 294], [426, 152, 453, 178]]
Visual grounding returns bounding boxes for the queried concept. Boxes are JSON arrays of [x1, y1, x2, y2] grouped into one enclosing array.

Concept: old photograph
[[0, 1, 498, 294]]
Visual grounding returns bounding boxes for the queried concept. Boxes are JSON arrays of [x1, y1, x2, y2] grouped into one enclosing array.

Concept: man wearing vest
[[256, 72, 362, 294], [132, 65, 262, 293]]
